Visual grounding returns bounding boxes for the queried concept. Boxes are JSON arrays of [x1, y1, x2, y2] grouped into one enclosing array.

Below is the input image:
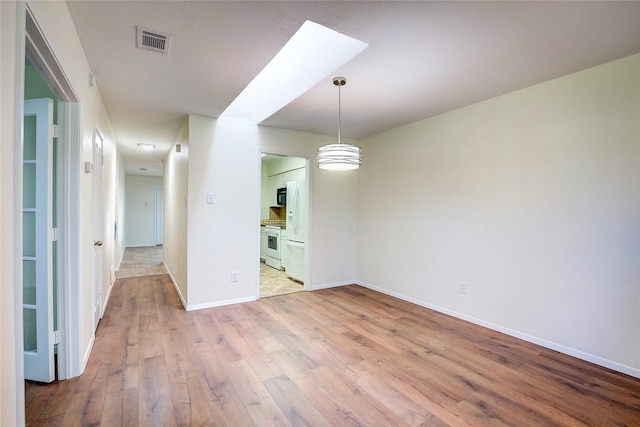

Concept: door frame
[[257, 151, 312, 299], [19, 4, 83, 384], [155, 187, 164, 246], [92, 130, 104, 329]]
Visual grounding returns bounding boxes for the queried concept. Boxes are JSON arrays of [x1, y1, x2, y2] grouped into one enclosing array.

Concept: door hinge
[[51, 227, 59, 242], [53, 124, 60, 139], [53, 330, 60, 345]]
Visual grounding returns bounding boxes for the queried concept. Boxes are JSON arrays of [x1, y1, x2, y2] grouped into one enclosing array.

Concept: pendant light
[[317, 77, 362, 170]]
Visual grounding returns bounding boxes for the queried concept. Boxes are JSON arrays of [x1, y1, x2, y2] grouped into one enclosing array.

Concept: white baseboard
[[355, 280, 640, 379], [82, 333, 95, 374], [162, 262, 256, 311], [163, 262, 188, 310], [186, 296, 257, 312], [101, 282, 113, 317], [312, 280, 356, 291], [110, 265, 116, 286]]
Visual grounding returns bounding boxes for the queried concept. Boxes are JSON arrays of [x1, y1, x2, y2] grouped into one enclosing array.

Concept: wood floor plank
[[102, 388, 139, 427], [226, 359, 291, 426], [262, 374, 329, 426], [346, 360, 432, 426], [191, 345, 255, 426], [139, 355, 176, 426], [169, 373, 214, 427], [25, 270, 640, 427], [311, 364, 409, 426], [351, 358, 472, 427], [442, 344, 589, 425], [29, 378, 77, 421]]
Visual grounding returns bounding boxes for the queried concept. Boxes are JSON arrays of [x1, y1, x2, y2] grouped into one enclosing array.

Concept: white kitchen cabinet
[[292, 167, 305, 181], [260, 226, 267, 261], [268, 175, 280, 206], [268, 168, 305, 207]]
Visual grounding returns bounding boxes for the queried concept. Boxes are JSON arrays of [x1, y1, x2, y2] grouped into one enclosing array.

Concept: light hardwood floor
[[26, 274, 640, 426]]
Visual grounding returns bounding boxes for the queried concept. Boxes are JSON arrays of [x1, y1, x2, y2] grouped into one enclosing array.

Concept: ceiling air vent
[[136, 26, 171, 55]]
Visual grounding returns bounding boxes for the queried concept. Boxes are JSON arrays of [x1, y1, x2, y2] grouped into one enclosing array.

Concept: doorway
[[259, 153, 308, 298], [21, 5, 82, 387]]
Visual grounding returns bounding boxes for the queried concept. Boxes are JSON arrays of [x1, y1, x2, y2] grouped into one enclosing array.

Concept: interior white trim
[[24, 5, 78, 102], [164, 262, 187, 310], [187, 296, 257, 312], [356, 280, 640, 379], [82, 333, 95, 374], [13, 2, 27, 426], [24, 5, 83, 380], [311, 280, 356, 291]]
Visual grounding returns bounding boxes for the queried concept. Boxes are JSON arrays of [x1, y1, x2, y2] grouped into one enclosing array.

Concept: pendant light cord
[[337, 81, 342, 145]]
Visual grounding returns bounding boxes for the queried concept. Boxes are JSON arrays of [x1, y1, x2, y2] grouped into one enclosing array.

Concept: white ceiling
[[65, 1, 640, 177]]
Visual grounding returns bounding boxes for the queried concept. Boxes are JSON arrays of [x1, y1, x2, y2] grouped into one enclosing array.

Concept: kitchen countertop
[[261, 220, 286, 229]]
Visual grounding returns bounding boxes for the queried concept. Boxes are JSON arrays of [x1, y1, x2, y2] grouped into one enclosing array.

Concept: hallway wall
[[163, 121, 189, 305], [125, 175, 163, 247], [0, 2, 122, 423], [161, 116, 358, 310]]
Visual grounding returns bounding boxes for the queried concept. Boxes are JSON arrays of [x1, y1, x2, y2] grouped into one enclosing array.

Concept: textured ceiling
[[65, 1, 640, 176]]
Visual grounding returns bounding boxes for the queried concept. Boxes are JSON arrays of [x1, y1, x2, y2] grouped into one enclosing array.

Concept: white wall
[[125, 175, 163, 247], [164, 121, 189, 305], [0, 2, 21, 424], [357, 54, 640, 377], [1, 1, 121, 423], [101, 120, 119, 303], [26, 0, 120, 375], [186, 116, 259, 308], [172, 116, 358, 310]]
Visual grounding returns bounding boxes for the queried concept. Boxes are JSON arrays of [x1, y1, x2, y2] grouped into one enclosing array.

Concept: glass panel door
[[23, 98, 55, 383]]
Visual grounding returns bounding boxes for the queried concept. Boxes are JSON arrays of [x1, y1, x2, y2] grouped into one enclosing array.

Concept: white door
[[155, 188, 163, 246], [23, 98, 55, 382], [92, 131, 104, 328]]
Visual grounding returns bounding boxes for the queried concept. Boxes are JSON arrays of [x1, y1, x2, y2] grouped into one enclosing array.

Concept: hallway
[[115, 246, 167, 279]]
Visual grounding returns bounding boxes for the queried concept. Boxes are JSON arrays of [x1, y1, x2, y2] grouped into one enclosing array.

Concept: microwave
[[276, 187, 287, 206]]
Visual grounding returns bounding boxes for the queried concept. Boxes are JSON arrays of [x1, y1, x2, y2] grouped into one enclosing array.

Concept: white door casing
[[23, 98, 55, 383], [155, 188, 164, 246], [92, 131, 104, 329]]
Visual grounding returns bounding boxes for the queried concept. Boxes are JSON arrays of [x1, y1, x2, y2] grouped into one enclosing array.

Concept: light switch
[[207, 193, 215, 204]]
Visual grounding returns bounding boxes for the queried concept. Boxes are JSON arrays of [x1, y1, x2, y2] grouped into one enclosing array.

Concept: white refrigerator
[[286, 179, 306, 283]]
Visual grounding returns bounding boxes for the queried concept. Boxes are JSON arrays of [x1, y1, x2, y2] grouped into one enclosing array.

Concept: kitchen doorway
[[259, 153, 308, 298]]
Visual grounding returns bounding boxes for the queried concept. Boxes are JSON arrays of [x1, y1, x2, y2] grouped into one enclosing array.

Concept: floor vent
[[136, 26, 171, 55]]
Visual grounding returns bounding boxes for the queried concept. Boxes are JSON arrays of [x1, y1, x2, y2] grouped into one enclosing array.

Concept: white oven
[[265, 226, 282, 270]]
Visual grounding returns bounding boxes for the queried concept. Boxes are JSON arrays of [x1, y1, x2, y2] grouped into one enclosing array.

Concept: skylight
[[220, 20, 368, 124]]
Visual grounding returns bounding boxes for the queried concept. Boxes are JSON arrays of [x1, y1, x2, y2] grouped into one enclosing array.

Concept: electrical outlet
[[231, 271, 238, 282], [459, 282, 469, 294]]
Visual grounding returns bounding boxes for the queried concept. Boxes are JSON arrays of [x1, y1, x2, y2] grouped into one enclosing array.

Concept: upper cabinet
[[262, 155, 307, 212], [267, 167, 305, 206]]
